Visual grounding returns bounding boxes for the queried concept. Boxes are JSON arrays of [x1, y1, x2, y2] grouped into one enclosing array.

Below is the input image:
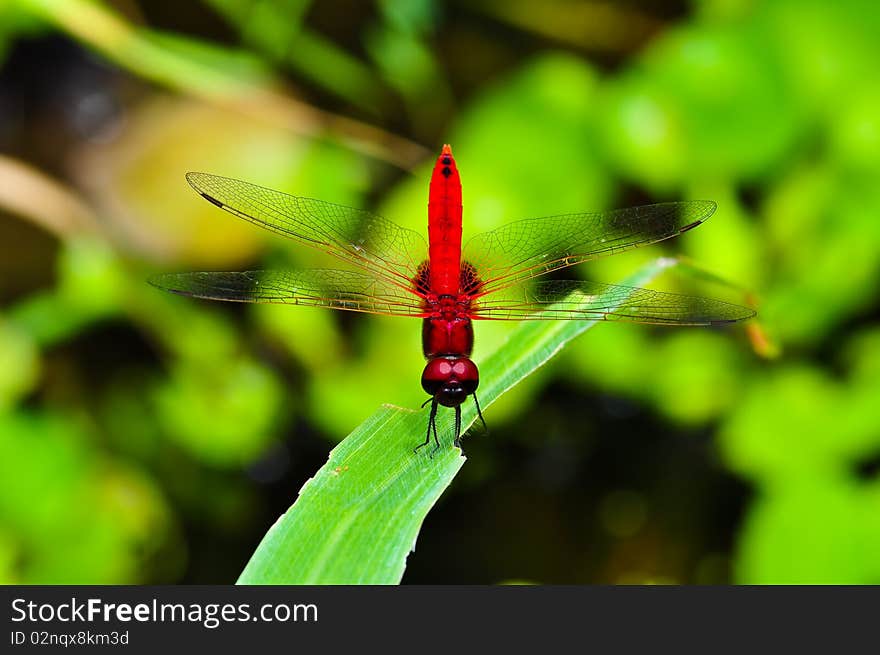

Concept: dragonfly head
[[421, 356, 479, 407]]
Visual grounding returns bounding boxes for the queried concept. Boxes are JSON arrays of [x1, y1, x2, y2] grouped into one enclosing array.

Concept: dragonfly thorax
[[421, 310, 473, 359], [421, 356, 479, 408]]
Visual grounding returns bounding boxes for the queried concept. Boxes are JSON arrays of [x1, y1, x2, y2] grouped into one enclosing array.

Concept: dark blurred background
[[1, 0, 879, 584]]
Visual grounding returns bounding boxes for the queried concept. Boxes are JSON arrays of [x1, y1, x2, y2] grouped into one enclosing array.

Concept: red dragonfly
[[151, 145, 754, 453]]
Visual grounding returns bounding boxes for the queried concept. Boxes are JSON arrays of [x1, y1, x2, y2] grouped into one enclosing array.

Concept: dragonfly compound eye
[[421, 357, 479, 406]]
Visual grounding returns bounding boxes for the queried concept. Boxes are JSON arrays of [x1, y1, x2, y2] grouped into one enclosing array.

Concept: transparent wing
[[462, 201, 716, 295], [149, 269, 428, 317], [472, 278, 755, 326], [186, 172, 427, 289]]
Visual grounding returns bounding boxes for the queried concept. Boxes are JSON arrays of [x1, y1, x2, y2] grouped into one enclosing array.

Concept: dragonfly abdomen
[[427, 144, 463, 296]]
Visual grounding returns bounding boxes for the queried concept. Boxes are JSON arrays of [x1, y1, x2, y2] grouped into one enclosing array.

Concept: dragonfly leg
[[452, 404, 462, 450], [473, 393, 488, 433], [415, 397, 439, 456], [430, 402, 442, 457]]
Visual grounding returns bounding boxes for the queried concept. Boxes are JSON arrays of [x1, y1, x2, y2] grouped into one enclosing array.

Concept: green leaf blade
[[238, 406, 464, 584]]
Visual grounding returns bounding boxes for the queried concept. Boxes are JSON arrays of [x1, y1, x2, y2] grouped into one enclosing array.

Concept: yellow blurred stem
[[0, 155, 98, 237], [674, 255, 780, 359], [22, 0, 428, 169]]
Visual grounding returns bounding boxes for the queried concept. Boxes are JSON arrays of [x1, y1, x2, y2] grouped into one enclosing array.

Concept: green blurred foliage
[[0, 412, 176, 583], [0, 0, 879, 583]]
